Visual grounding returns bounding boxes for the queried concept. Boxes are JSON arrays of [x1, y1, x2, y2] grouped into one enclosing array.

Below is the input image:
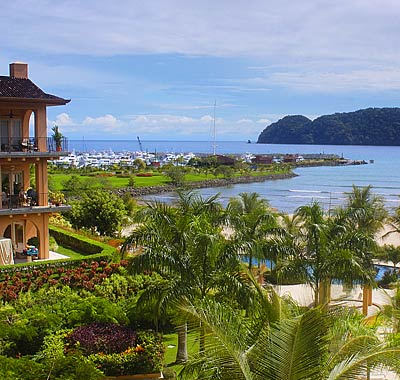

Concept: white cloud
[[54, 113, 75, 126], [200, 115, 213, 123], [236, 66, 400, 94], [267, 68, 400, 93], [48, 112, 266, 139], [82, 114, 125, 134], [257, 118, 272, 125], [3, 0, 400, 105], [237, 119, 253, 124], [46, 113, 78, 134], [2, 0, 400, 67]]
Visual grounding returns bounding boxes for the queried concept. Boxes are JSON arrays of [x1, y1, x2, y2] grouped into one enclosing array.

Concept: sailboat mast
[[213, 100, 216, 155]]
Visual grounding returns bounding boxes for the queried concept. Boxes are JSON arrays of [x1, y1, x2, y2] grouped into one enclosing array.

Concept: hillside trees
[[257, 107, 400, 146]]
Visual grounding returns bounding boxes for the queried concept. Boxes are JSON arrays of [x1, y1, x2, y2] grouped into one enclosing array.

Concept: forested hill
[[257, 108, 400, 145]]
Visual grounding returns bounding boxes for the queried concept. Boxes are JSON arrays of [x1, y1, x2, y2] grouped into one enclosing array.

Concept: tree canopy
[[68, 189, 128, 236], [257, 107, 400, 145]]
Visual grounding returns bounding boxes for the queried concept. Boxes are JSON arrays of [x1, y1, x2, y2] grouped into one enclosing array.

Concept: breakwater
[[117, 172, 297, 197]]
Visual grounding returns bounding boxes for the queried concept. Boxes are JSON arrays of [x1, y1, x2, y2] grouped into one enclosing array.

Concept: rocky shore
[[116, 172, 297, 197]]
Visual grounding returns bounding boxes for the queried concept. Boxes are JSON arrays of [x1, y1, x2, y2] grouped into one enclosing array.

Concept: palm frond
[[179, 297, 255, 380], [250, 308, 328, 380]]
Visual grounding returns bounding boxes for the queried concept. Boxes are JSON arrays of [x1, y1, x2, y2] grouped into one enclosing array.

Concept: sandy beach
[[376, 224, 400, 247]]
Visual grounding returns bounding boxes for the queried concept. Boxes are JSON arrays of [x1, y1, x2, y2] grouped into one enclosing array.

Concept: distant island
[[257, 107, 400, 145]]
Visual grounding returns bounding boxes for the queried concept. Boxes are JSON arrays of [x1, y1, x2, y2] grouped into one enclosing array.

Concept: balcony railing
[[0, 137, 68, 153], [0, 192, 67, 210]]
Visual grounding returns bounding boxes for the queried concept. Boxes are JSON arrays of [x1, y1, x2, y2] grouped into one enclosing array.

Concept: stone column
[[34, 107, 47, 152], [35, 160, 48, 206], [37, 214, 49, 259]]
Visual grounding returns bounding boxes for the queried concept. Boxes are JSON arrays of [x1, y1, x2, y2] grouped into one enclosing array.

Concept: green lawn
[[50, 172, 171, 190], [50, 167, 292, 192], [54, 244, 87, 259], [163, 331, 199, 378]]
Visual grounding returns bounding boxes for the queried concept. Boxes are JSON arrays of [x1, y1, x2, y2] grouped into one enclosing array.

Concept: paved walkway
[[274, 283, 394, 315], [14, 250, 69, 264], [274, 283, 399, 380]]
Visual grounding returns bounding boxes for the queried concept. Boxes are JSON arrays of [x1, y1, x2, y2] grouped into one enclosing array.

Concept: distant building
[[283, 154, 298, 163], [252, 155, 273, 165], [212, 154, 236, 166]]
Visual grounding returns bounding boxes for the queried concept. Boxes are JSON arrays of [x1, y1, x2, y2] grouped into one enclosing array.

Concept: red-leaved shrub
[[68, 322, 137, 355]]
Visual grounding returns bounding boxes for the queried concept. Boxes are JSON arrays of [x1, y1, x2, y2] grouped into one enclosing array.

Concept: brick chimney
[[9, 62, 28, 79]]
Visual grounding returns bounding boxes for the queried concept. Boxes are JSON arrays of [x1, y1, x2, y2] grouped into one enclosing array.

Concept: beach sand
[[376, 224, 400, 247]]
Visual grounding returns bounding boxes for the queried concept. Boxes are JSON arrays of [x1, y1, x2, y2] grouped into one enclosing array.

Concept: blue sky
[[2, 0, 400, 141]]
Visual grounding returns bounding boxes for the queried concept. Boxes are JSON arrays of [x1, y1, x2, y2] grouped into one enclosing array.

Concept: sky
[[1, 0, 400, 141]]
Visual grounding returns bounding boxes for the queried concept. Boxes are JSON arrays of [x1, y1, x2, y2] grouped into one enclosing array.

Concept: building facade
[[0, 62, 70, 259]]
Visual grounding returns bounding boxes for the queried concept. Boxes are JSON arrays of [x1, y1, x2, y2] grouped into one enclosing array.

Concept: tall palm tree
[[340, 185, 387, 312], [344, 185, 387, 236], [381, 245, 400, 273], [278, 202, 376, 307], [122, 191, 247, 362], [179, 297, 400, 380], [227, 192, 279, 270]]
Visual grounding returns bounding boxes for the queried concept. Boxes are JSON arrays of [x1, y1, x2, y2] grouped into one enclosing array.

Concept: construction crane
[[137, 136, 143, 151]]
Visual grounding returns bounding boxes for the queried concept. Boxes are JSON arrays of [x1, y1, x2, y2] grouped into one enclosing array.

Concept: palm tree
[[340, 185, 388, 312], [382, 285, 400, 334], [179, 297, 400, 380], [381, 245, 400, 273], [122, 191, 246, 362], [344, 185, 387, 235], [262, 212, 303, 281], [227, 192, 279, 271], [277, 202, 376, 307]]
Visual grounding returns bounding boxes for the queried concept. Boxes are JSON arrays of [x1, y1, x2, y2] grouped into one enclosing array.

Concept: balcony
[[0, 137, 68, 154], [0, 192, 71, 215]]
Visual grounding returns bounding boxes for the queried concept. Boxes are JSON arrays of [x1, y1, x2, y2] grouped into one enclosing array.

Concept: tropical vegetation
[[257, 107, 400, 145], [2, 186, 400, 379]]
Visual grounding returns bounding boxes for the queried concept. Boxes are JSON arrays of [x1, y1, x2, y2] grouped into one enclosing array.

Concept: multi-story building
[[0, 62, 70, 259]]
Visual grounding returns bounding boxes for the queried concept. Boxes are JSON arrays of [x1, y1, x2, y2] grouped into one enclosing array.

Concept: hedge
[[0, 253, 113, 275], [0, 226, 117, 275], [49, 226, 116, 256]]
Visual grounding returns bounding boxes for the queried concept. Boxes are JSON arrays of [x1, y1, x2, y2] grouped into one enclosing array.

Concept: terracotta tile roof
[[0, 76, 69, 104]]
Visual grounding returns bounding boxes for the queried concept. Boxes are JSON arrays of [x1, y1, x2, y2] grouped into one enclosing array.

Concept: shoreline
[[117, 172, 297, 197], [116, 158, 359, 198]]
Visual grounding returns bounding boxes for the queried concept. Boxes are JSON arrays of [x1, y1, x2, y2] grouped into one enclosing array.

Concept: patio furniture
[[23, 245, 38, 258]]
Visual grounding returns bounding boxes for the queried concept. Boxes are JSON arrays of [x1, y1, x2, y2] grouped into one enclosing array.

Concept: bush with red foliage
[[68, 322, 137, 355]]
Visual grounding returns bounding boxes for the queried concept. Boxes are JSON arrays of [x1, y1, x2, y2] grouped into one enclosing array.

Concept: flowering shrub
[[87, 331, 164, 376], [67, 323, 164, 376], [0, 260, 130, 301]]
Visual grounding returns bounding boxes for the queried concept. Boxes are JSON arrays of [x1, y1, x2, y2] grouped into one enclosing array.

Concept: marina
[[49, 140, 400, 214], [52, 149, 197, 168]]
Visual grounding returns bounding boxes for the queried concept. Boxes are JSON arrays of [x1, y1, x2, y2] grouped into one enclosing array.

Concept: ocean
[[69, 140, 400, 214]]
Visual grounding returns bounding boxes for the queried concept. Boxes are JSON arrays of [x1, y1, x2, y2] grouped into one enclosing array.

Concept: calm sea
[[69, 140, 400, 214]]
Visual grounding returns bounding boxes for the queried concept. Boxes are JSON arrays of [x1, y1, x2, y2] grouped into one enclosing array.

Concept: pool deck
[[13, 250, 69, 264]]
